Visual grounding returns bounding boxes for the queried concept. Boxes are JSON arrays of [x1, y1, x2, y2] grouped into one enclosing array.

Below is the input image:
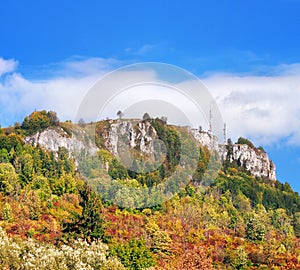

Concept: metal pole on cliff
[[209, 108, 212, 137], [223, 123, 226, 144]]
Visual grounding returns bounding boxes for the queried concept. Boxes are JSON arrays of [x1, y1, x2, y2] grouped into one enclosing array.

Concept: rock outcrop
[[105, 121, 277, 181], [104, 120, 158, 157], [24, 120, 277, 181], [24, 127, 98, 156], [189, 129, 276, 181], [219, 144, 276, 180], [189, 128, 219, 151]]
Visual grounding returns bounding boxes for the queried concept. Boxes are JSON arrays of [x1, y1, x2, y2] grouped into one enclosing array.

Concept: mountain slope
[[1, 110, 300, 269]]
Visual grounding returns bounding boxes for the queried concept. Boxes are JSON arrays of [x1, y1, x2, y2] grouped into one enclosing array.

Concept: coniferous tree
[[63, 184, 104, 241]]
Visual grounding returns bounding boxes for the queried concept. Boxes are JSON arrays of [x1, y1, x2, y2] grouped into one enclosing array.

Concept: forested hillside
[[0, 110, 300, 269]]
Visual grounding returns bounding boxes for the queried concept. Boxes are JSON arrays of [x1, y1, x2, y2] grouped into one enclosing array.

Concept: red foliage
[[157, 244, 214, 270], [103, 209, 146, 242], [53, 201, 60, 207]]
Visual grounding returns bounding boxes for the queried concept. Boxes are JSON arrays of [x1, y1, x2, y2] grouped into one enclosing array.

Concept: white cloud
[[0, 58, 158, 127], [0, 57, 118, 126], [136, 44, 155, 55], [203, 70, 300, 146], [56, 57, 121, 77], [0, 58, 18, 77], [125, 44, 156, 55], [1, 57, 300, 148]]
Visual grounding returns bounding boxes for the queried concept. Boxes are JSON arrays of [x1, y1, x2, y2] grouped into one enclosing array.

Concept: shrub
[[0, 227, 125, 270], [1, 202, 13, 221], [110, 238, 156, 270], [21, 110, 59, 135], [236, 137, 255, 148]]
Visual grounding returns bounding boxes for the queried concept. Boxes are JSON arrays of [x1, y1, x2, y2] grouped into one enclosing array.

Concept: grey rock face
[[24, 127, 98, 157], [189, 128, 219, 151], [189, 129, 276, 181], [105, 120, 158, 157], [218, 144, 276, 181], [24, 121, 276, 181]]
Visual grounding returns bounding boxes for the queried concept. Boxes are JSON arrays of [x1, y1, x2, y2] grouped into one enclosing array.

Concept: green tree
[[31, 175, 51, 201], [21, 110, 56, 135], [47, 110, 59, 125], [146, 220, 172, 255], [63, 174, 78, 194], [293, 212, 300, 237], [271, 208, 294, 236], [109, 159, 129, 180], [24, 190, 42, 220], [15, 153, 34, 185], [0, 163, 19, 195], [117, 110, 124, 119], [0, 149, 9, 163], [78, 118, 86, 127], [142, 112, 151, 120], [234, 192, 251, 212], [110, 238, 156, 270], [245, 216, 266, 242], [237, 137, 255, 148], [51, 176, 66, 196], [0, 133, 23, 152], [57, 147, 74, 175], [63, 184, 104, 241], [1, 202, 13, 221], [232, 246, 248, 269]]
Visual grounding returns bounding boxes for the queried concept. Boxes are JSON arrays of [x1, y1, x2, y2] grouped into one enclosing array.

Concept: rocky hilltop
[[103, 119, 158, 157], [24, 119, 276, 181], [102, 120, 277, 181], [189, 128, 276, 181], [219, 144, 276, 181], [24, 126, 98, 156]]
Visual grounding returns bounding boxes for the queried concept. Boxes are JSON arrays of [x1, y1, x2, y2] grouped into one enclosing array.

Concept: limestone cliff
[[218, 144, 276, 181], [103, 121, 276, 181], [24, 126, 98, 157], [189, 128, 219, 151], [102, 119, 158, 157], [24, 120, 276, 181], [189, 129, 276, 181]]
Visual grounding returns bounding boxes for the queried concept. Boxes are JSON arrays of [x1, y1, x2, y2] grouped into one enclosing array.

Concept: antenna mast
[[209, 109, 212, 136], [223, 123, 227, 144]]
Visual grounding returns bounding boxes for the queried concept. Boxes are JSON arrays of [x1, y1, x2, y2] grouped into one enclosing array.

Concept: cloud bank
[[0, 58, 18, 77], [0, 56, 300, 147], [203, 70, 300, 145], [0, 57, 115, 126]]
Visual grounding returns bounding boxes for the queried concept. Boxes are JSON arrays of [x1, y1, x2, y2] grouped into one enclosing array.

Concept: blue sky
[[1, 0, 300, 191]]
